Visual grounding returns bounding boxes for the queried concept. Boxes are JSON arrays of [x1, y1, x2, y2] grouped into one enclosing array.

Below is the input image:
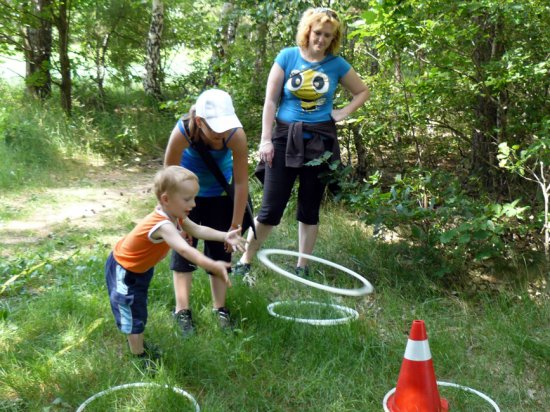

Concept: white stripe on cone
[[403, 338, 432, 361]]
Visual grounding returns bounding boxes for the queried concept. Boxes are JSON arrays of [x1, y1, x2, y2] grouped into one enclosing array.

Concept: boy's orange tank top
[[113, 208, 184, 274]]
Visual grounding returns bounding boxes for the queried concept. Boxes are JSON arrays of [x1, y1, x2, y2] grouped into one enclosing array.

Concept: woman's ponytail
[[183, 105, 199, 141]]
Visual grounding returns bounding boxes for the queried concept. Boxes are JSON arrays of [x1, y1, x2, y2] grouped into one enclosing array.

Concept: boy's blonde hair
[[296, 8, 342, 55], [154, 166, 198, 200]]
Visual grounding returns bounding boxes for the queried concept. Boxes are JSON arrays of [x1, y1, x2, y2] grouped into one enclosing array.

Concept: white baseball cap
[[195, 89, 243, 133]]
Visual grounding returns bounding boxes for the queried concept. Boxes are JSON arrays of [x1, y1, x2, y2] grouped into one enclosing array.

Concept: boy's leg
[[105, 255, 154, 351], [128, 333, 161, 375], [127, 333, 144, 355]]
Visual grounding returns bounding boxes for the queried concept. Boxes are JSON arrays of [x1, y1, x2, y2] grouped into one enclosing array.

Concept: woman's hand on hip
[[331, 109, 347, 123]]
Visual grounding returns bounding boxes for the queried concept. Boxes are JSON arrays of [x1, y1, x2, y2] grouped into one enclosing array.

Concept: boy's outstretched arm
[[182, 218, 246, 252], [155, 223, 231, 286]]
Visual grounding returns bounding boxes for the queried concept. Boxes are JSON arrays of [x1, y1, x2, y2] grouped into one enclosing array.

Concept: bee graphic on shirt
[[286, 69, 329, 111]]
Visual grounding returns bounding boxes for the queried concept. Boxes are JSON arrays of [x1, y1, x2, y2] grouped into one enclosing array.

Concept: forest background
[[0, 0, 549, 411], [2, 0, 550, 269]]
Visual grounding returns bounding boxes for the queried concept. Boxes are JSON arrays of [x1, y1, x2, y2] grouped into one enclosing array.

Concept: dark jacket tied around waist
[[254, 119, 341, 184], [276, 118, 341, 168]]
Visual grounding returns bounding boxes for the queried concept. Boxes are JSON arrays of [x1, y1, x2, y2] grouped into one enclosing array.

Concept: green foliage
[[79, 96, 174, 158], [0, 83, 175, 192], [330, 167, 531, 276], [1, 0, 547, 265], [0, 85, 73, 189], [498, 135, 550, 178], [498, 131, 550, 255], [347, 0, 549, 171], [71, 1, 151, 87]]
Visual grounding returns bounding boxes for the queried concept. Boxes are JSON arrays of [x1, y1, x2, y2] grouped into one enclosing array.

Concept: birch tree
[[143, 0, 164, 99], [24, 0, 53, 98], [205, 1, 238, 88]]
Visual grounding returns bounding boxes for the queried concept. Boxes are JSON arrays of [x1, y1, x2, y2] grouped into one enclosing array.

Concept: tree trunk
[[24, 0, 52, 99], [52, 0, 72, 115], [345, 31, 368, 178], [393, 52, 403, 145], [205, 1, 238, 88], [143, 0, 164, 100], [470, 11, 505, 189], [365, 39, 379, 76], [352, 125, 369, 178], [471, 93, 498, 185], [94, 32, 110, 104]]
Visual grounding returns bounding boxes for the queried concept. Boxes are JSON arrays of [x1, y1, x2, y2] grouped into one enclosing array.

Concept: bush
[[329, 166, 531, 277]]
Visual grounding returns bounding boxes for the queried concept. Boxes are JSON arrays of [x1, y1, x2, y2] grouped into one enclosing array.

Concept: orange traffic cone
[[385, 320, 449, 412]]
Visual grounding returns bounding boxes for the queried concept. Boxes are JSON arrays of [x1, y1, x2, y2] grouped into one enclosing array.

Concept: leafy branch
[[498, 138, 550, 259]]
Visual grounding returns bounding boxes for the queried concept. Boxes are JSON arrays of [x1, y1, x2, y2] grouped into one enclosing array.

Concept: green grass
[[1, 183, 549, 411], [0, 85, 548, 410]]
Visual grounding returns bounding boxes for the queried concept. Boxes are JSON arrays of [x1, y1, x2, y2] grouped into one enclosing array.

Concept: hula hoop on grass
[[382, 381, 500, 412], [267, 300, 359, 326], [76, 382, 200, 412], [257, 249, 373, 297]]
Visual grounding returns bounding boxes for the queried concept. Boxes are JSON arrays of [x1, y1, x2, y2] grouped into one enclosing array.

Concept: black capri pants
[[170, 195, 233, 273], [257, 134, 330, 226]]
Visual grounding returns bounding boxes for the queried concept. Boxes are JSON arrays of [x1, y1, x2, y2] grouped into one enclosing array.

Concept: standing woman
[[165, 89, 248, 335], [235, 7, 369, 276]]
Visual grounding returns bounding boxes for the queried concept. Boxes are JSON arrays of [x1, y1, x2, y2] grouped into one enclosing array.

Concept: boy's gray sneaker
[[214, 307, 234, 331], [133, 342, 161, 375], [174, 309, 195, 337], [233, 262, 251, 276]]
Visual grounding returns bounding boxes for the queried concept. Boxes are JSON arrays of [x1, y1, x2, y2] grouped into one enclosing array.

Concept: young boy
[[105, 166, 244, 365]]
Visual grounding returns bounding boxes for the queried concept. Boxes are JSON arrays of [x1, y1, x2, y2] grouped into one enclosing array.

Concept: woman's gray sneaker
[[214, 307, 234, 330], [233, 262, 251, 276], [174, 309, 195, 337]]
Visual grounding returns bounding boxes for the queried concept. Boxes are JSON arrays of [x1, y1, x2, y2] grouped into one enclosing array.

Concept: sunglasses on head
[[313, 7, 338, 20]]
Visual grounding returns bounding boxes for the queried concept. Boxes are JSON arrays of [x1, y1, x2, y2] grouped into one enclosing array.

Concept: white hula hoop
[[382, 381, 500, 412], [257, 249, 373, 297], [267, 300, 359, 326], [76, 382, 200, 412]]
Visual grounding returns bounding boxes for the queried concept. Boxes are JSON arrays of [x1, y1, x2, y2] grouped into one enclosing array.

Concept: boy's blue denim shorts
[[105, 252, 154, 334]]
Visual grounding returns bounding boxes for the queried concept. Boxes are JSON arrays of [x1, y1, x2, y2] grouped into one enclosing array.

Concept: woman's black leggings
[[256, 135, 329, 226]]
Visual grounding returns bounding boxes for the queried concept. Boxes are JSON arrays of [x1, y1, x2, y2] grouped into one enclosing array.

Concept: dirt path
[[0, 161, 160, 257]]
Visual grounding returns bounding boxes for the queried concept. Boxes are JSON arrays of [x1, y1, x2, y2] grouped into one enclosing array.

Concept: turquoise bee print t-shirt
[[275, 47, 351, 124]]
